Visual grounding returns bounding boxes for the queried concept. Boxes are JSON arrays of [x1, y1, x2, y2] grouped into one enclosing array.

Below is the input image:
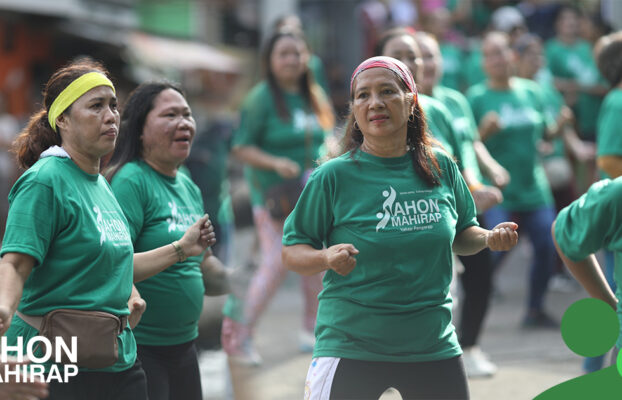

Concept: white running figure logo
[[376, 187, 397, 231], [166, 201, 178, 232], [93, 205, 106, 245]]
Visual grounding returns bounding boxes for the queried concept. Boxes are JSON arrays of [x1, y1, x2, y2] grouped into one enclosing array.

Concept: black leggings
[[137, 340, 202, 400], [458, 215, 494, 348], [48, 359, 148, 400], [329, 356, 469, 400]]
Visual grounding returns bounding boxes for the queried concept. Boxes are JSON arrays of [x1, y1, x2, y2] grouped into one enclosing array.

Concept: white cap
[[491, 6, 526, 33]]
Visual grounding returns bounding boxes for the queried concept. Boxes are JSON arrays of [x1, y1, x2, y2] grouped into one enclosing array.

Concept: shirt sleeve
[[458, 93, 481, 141], [110, 175, 146, 243], [466, 90, 482, 124], [597, 97, 622, 157], [232, 91, 267, 148], [282, 167, 334, 249], [544, 42, 561, 77], [554, 179, 622, 261], [439, 106, 465, 170], [0, 180, 59, 266], [533, 85, 556, 134], [448, 155, 479, 233]]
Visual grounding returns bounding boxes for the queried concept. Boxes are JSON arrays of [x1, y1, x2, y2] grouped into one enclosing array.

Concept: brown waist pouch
[[17, 309, 127, 369]]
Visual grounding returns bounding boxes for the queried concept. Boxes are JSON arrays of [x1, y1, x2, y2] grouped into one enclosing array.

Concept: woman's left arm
[[453, 222, 518, 256], [200, 249, 231, 296]]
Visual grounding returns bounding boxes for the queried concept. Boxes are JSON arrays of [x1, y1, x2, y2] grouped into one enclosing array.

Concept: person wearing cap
[[282, 56, 518, 399], [0, 59, 212, 399], [513, 31, 596, 305], [463, 6, 528, 90]]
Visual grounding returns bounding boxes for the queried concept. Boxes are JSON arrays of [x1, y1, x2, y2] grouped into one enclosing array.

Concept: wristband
[[171, 241, 186, 262], [468, 182, 484, 193]]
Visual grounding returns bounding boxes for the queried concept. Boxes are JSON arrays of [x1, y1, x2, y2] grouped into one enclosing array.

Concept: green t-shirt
[[440, 42, 464, 91], [232, 81, 327, 206], [596, 89, 622, 177], [467, 78, 554, 211], [111, 160, 206, 346], [538, 78, 566, 159], [419, 94, 464, 167], [282, 148, 478, 362], [463, 46, 486, 89], [432, 85, 483, 182], [554, 178, 622, 348], [0, 156, 136, 372], [545, 38, 605, 137]]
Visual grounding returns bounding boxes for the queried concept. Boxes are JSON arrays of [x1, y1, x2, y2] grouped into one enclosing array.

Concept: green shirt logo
[[166, 200, 202, 233], [499, 103, 537, 128], [93, 205, 130, 246], [376, 186, 444, 233]]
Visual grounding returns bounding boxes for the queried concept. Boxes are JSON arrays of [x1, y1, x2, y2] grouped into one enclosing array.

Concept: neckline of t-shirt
[[53, 157, 100, 181], [351, 148, 411, 166], [139, 159, 178, 183]]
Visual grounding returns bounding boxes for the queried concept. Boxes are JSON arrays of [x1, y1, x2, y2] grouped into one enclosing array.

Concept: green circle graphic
[[561, 298, 619, 357]]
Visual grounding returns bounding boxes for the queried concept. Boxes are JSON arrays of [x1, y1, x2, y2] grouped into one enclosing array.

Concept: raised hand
[[0, 305, 11, 337], [479, 111, 502, 141], [274, 157, 301, 179], [179, 214, 216, 258], [471, 185, 503, 214]]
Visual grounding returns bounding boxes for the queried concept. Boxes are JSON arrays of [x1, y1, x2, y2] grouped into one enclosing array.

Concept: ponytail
[[10, 58, 110, 170], [12, 110, 61, 169]]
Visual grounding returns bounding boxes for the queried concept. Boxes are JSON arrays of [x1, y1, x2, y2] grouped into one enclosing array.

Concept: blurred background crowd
[[1, 0, 622, 399]]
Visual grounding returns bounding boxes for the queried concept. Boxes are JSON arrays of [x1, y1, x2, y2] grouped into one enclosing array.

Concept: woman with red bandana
[[282, 56, 518, 399]]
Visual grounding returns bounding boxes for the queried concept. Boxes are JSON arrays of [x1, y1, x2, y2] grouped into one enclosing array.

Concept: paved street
[[201, 227, 592, 400]]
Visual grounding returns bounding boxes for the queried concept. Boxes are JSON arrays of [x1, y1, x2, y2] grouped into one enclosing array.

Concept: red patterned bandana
[[350, 56, 417, 102]]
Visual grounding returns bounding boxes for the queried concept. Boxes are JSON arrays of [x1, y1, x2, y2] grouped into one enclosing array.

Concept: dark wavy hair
[[12, 59, 111, 169], [262, 29, 334, 130], [104, 82, 184, 181], [364, 29, 441, 187], [596, 32, 622, 87]]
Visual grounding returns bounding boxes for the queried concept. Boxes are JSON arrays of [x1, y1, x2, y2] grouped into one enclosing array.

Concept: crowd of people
[[0, 1, 621, 399]]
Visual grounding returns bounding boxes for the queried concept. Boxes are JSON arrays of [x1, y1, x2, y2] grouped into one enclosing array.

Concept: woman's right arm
[[552, 221, 617, 310], [132, 215, 215, 282], [282, 243, 359, 277], [232, 145, 300, 178], [0, 253, 35, 335]]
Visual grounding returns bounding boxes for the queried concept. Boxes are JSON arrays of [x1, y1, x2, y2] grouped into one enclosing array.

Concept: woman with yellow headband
[[0, 59, 213, 399]]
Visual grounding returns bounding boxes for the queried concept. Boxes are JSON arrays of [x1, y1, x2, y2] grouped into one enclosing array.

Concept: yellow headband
[[48, 72, 116, 132]]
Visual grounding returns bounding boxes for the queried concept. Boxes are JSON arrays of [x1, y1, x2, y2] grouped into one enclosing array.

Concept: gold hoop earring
[[353, 121, 360, 131], [408, 114, 415, 123]]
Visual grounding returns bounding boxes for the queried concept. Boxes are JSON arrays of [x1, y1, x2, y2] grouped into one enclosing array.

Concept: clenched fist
[[324, 244, 359, 276]]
